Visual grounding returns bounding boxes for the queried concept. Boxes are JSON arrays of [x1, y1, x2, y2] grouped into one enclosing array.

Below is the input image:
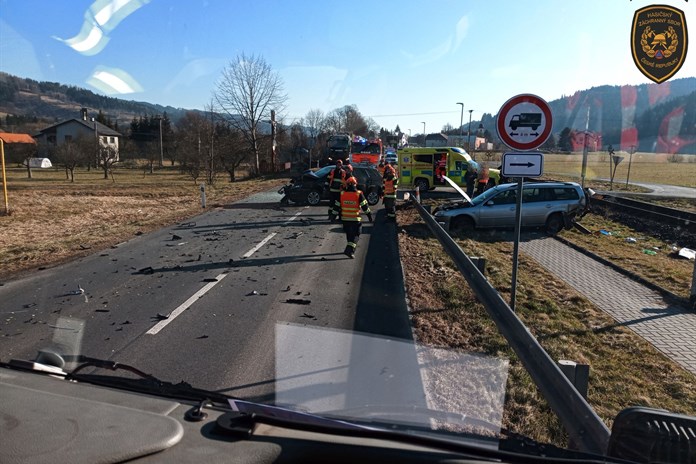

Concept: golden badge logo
[[631, 5, 688, 84]]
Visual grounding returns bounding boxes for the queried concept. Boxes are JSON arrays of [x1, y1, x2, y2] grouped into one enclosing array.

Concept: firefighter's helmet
[[345, 176, 357, 187], [336, 159, 343, 166]]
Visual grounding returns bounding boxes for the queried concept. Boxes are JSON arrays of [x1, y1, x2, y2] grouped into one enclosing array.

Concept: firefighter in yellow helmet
[[336, 176, 372, 258], [382, 164, 398, 221]]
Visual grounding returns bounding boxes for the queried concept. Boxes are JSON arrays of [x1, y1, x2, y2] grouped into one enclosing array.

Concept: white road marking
[[242, 232, 278, 258], [241, 210, 304, 259], [146, 273, 228, 335], [147, 209, 305, 335]]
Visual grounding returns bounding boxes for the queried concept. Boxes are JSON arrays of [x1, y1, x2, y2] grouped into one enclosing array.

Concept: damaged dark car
[[279, 165, 383, 206]]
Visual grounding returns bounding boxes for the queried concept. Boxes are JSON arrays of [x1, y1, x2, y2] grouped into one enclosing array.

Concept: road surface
[[0, 189, 425, 413]]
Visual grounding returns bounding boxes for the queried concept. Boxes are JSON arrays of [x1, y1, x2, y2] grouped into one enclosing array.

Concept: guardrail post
[[558, 360, 590, 450], [470, 257, 486, 276], [558, 360, 589, 399], [690, 259, 696, 310]]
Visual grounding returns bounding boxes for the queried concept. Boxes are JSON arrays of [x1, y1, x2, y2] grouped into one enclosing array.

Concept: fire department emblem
[[631, 5, 688, 84]]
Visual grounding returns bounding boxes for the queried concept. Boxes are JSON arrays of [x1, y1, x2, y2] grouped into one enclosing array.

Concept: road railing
[[409, 196, 611, 455]]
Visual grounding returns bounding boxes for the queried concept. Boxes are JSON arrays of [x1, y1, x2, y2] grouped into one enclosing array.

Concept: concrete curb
[[553, 235, 693, 311]]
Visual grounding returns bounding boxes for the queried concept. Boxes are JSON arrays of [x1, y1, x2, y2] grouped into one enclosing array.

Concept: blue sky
[[1, 0, 694, 133]]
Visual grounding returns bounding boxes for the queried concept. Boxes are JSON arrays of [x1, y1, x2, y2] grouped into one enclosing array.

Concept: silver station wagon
[[433, 181, 593, 235]]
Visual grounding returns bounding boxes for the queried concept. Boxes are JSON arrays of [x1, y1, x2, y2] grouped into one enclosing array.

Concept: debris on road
[[196, 335, 209, 339], [285, 299, 311, 305], [203, 277, 219, 282], [676, 247, 695, 260], [625, 237, 637, 243], [95, 309, 110, 313], [300, 313, 317, 319], [138, 267, 155, 275], [171, 234, 183, 241], [154, 313, 170, 320], [247, 290, 259, 296]]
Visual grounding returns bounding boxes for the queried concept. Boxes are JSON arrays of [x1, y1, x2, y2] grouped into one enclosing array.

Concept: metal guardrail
[[409, 196, 611, 455], [593, 196, 696, 233]]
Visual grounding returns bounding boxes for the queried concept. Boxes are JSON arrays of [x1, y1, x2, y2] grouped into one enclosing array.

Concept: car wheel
[[451, 215, 474, 232], [306, 190, 322, 206], [545, 213, 564, 235], [366, 189, 380, 206], [414, 178, 429, 192]]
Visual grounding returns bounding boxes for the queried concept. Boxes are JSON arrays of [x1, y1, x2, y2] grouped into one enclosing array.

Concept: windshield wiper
[[66, 359, 234, 405]]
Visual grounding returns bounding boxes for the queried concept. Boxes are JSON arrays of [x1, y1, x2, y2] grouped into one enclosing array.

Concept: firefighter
[[377, 160, 386, 178], [382, 164, 398, 221], [327, 160, 345, 221], [475, 166, 490, 197], [336, 176, 372, 258], [341, 162, 354, 189]]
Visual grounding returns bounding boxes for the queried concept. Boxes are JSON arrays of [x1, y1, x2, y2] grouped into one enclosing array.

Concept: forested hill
[[0, 72, 193, 132]]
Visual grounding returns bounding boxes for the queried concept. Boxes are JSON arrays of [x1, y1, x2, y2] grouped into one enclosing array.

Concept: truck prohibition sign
[[509, 113, 541, 131]]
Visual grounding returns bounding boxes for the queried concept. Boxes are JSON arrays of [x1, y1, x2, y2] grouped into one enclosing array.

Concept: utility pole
[[580, 105, 590, 189], [157, 115, 164, 167], [421, 121, 426, 147], [625, 145, 636, 188], [457, 102, 464, 146], [271, 110, 277, 172], [467, 110, 473, 152]]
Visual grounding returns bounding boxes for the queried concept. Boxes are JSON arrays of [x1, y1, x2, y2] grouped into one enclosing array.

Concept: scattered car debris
[[139, 267, 155, 275], [625, 237, 637, 243], [171, 234, 183, 241], [677, 247, 695, 260], [285, 299, 311, 305], [203, 278, 219, 282], [642, 249, 657, 256], [196, 335, 209, 339], [247, 290, 259, 296], [300, 313, 317, 319], [95, 309, 110, 313], [154, 313, 170, 320]]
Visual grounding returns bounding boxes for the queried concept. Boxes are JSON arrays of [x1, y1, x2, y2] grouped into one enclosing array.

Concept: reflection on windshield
[[470, 186, 503, 206], [275, 323, 508, 436]]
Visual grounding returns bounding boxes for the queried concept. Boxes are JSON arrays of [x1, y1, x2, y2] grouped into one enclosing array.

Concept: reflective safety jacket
[[328, 167, 346, 192], [383, 177, 398, 198], [339, 190, 370, 221]]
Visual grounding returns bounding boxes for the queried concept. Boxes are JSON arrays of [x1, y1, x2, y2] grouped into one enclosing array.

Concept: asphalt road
[[0, 189, 425, 414]]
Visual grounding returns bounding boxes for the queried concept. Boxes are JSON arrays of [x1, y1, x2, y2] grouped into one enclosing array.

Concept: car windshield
[[1, 1, 695, 462]]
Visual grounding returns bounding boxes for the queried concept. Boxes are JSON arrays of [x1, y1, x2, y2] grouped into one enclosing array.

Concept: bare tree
[[216, 123, 248, 182], [53, 136, 91, 182], [98, 144, 118, 181], [214, 53, 288, 175], [175, 111, 212, 183], [304, 109, 325, 165], [324, 105, 370, 136]]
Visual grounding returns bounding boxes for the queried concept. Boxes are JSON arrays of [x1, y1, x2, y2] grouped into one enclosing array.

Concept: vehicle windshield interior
[[0, 1, 695, 463]]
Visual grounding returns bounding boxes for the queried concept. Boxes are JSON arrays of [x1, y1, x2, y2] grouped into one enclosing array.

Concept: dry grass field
[[475, 152, 696, 188], [0, 165, 289, 279]]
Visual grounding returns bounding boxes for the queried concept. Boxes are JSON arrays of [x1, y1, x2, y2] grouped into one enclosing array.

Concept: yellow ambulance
[[397, 147, 500, 191]]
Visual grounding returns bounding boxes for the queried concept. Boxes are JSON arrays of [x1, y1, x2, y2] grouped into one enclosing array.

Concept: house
[[425, 133, 448, 147], [33, 108, 122, 160], [0, 132, 38, 164]]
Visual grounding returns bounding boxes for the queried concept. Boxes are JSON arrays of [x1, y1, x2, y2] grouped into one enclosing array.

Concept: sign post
[[496, 94, 552, 311]]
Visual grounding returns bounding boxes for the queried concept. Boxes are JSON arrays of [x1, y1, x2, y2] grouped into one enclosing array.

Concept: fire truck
[[349, 136, 383, 167]]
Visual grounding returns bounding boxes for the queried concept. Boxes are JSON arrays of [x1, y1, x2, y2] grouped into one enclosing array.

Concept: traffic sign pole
[[497, 94, 553, 312]]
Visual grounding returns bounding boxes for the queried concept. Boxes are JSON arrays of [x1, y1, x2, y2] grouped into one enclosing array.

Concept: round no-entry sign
[[496, 94, 552, 151]]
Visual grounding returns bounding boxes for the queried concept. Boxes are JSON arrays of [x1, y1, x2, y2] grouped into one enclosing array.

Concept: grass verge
[[397, 202, 696, 447]]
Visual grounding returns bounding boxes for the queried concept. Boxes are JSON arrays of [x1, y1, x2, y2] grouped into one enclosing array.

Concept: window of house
[[109, 137, 115, 143]]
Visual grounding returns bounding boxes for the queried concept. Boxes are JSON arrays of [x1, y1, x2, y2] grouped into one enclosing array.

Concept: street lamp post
[[421, 121, 426, 147], [456, 102, 464, 143], [467, 110, 473, 153]]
